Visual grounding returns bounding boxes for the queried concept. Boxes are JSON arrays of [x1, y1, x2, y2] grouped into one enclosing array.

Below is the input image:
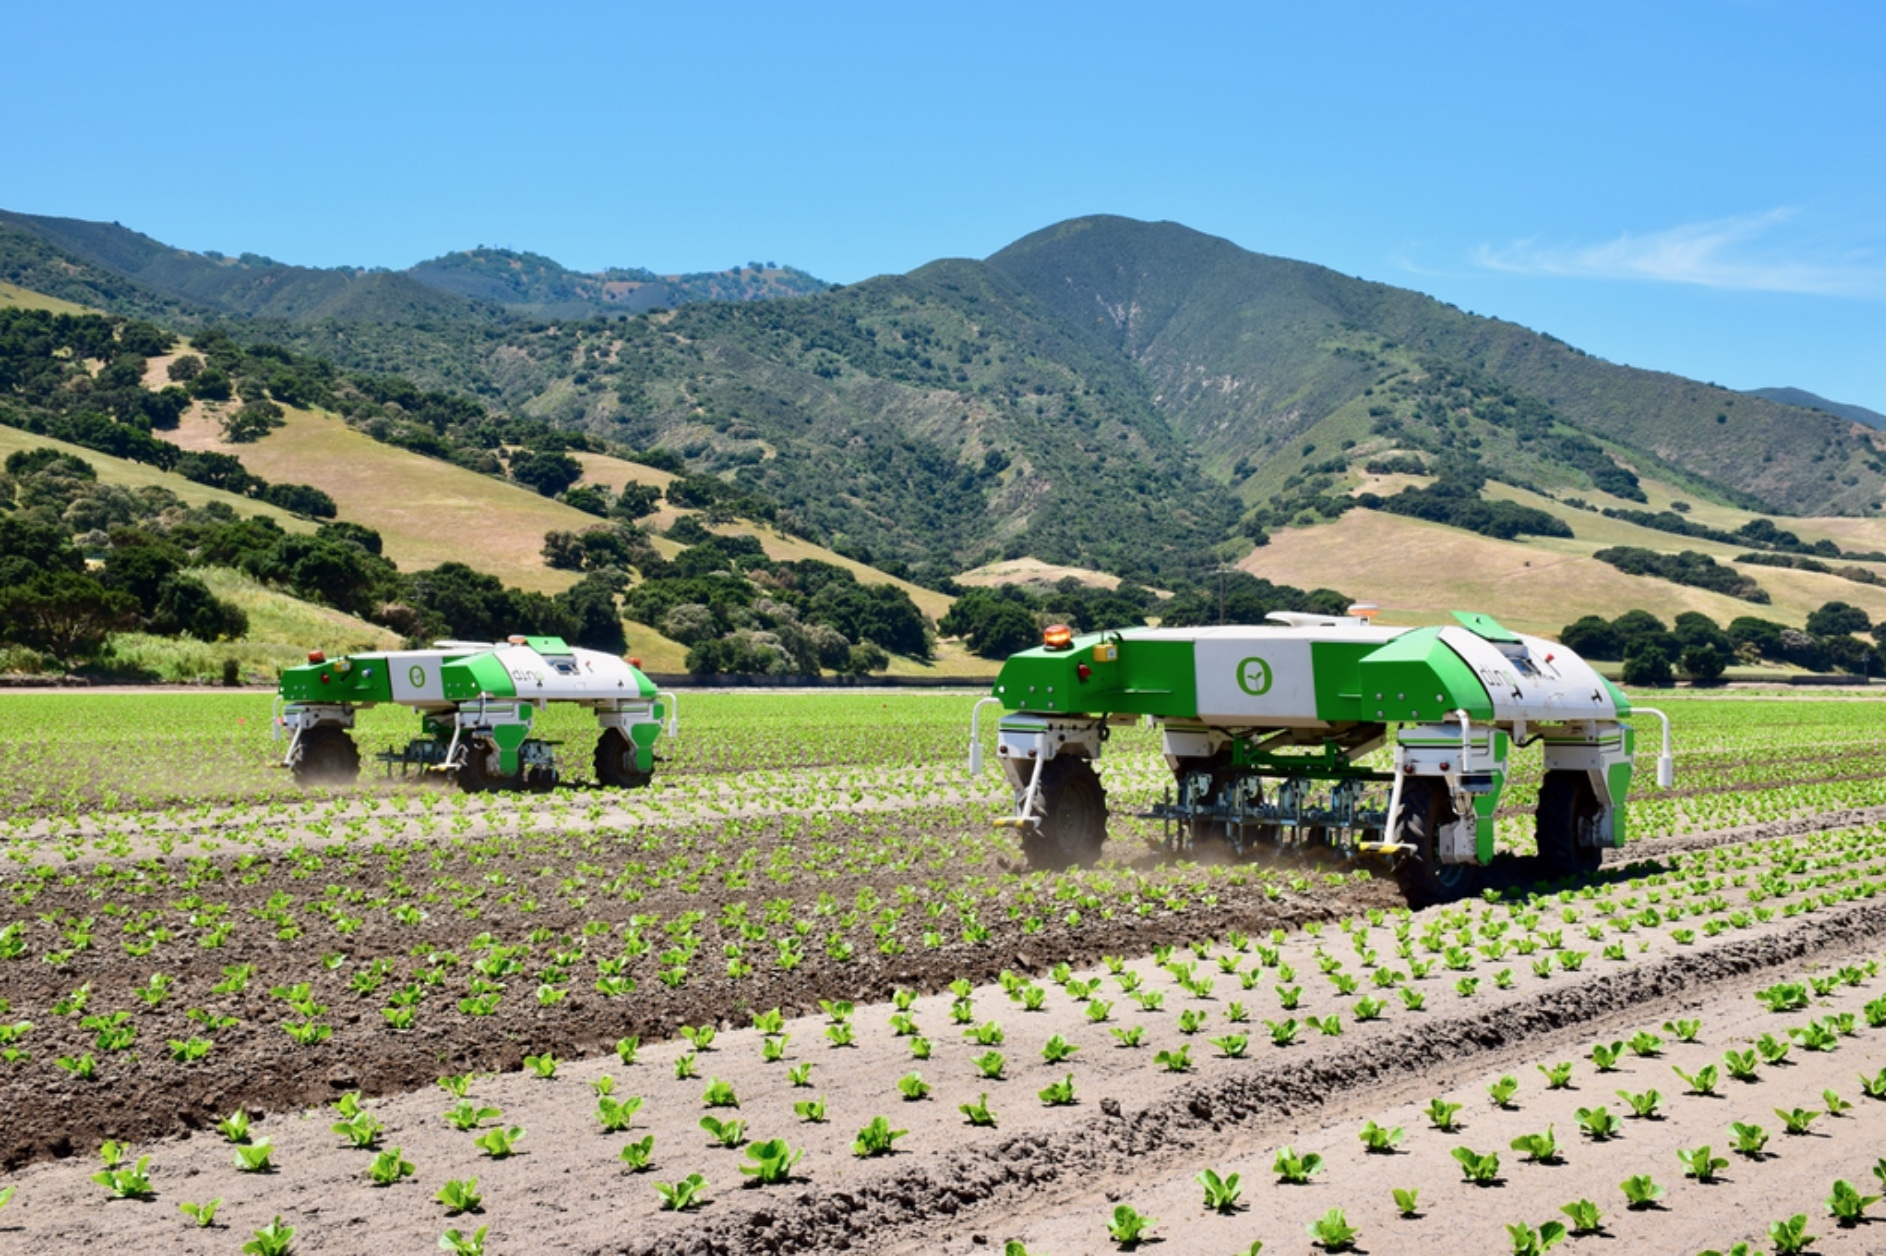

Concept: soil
[[0, 815, 1880, 1255]]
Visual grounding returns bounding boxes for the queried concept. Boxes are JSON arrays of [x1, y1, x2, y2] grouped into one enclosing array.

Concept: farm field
[[0, 690, 1882, 1254]]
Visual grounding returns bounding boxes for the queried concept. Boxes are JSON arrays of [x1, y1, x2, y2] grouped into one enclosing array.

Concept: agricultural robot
[[275, 636, 676, 792], [970, 610, 1673, 904]]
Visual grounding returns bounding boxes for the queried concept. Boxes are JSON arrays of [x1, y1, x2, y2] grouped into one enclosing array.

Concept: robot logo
[[1236, 656, 1273, 697], [409, 665, 426, 687]]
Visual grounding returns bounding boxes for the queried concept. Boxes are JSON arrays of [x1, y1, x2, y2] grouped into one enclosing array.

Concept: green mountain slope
[[407, 248, 827, 317], [1748, 386, 1886, 431], [987, 216, 1886, 516]]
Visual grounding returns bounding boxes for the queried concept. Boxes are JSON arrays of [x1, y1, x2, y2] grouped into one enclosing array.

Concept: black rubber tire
[[593, 728, 653, 790], [1022, 756, 1108, 871], [1394, 777, 1480, 907], [293, 726, 360, 787], [1535, 769, 1604, 878], [453, 739, 520, 794]]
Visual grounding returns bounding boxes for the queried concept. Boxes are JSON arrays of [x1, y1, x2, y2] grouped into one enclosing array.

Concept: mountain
[[0, 210, 825, 327], [6, 208, 1886, 587], [406, 248, 826, 318], [1748, 386, 1886, 431]]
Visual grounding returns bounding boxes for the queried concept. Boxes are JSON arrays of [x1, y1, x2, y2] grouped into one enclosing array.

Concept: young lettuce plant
[[1674, 1064, 1720, 1096], [1358, 1121, 1403, 1154], [367, 1148, 414, 1186], [1619, 1175, 1666, 1209], [1392, 1187, 1420, 1218], [852, 1116, 906, 1157], [1511, 1126, 1559, 1164], [1197, 1168, 1242, 1213], [1306, 1207, 1359, 1252], [1618, 1089, 1663, 1119], [1108, 1204, 1156, 1247], [655, 1173, 708, 1211], [178, 1197, 220, 1227], [1272, 1146, 1324, 1184], [1453, 1147, 1502, 1185], [1559, 1199, 1603, 1235], [619, 1136, 655, 1171], [1488, 1075, 1520, 1108], [1767, 1215, 1815, 1255], [436, 1177, 482, 1215], [439, 1226, 488, 1256], [1425, 1098, 1464, 1131], [1730, 1122, 1770, 1157], [242, 1217, 295, 1256], [959, 1093, 997, 1127], [1506, 1221, 1567, 1255], [739, 1139, 802, 1186], [1678, 1145, 1728, 1182], [699, 1115, 747, 1148]]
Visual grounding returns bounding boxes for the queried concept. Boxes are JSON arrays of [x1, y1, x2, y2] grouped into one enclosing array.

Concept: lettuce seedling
[[899, 1073, 932, 1101], [1767, 1214, 1814, 1254], [959, 1093, 996, 1127], [1590, 1042, 1623, 1072], [1617, 1088, 1662, 1118], [1507, 1221, 1566, 1255], [436, 1177, 483, 1214], [439, 1226, 488, 1256], [1453, 1147, 1501, 1185], [1400, 989, 1426, 1011], [678, 1025, 717, 1050], [1041, 1035, 1079, 1064], [523, 1052, 558, 1079], [1358, 1121, 1403, 1153], [1756, 1033, 1790, 1065], [1178, 1010, 1207, 1035], [1038, 1074, 1075, 1106], [1860, 1068, 1886, 1099], [1576, 1106, 1621, 1140], [965, 1022, 1005, 1046], [1488, 1075, 1519, 1108], [1266, 1019, 1300, 1046], [1663, 1019, 1701, 1043], [232, 1141, 275, 1173], [787, 1063, 813, 1087], [597, 1095, 644, 1132], [332, 1112, 383, 1150], [851, 1116, 906, 1157], [760, 1034, 790, 1063], [242, 1216, 295, 1256], [1272, 1146, 1324, 1184], [1393, 1187, 1420, 1218], [1353, 996, 1385, 1021], [445, 1103, 499, 1131], [1197, 1168, 1241, 1213], [740, 1138, 802, 1186], [1154, 1046, 1192, 1073], [1620, 1175, 1665, 1209], [1723, 1050, 1760, 1081], [1776, 1107, 1820, 1134], [618, 1137, 655, 1171], [1425, 1098, 1464, 1131], [178, 1198, 220, 1227], [93, 1151, 154, 1199], [701, 1078, 739, 1108], [699, 1116, 747, 1148], [1210, 1034, 1250, 1059], [1559, 1199, 1602, 1234], [1678, 1144, 1727, 1182], [1111, 1027, 1147, 1048], [1675, 1065, 1719, 1096], [751, 1008, 785, 1035], [655, 1173, 707, 1211], [1538, 1062, 1574, 1089], [473, 1126, 524, 1158], [1108, 1204, 1156, 1246], [218, 1110, 253, 1143], [1306, 1207, 1359, 1251], [615, 1036, 641, 1065], [1730, 1121, 1769, 1156], [1823, 1088, 1852, 1116], [368, 1148, 414, 1186], [1511, 1126, 1559, 1164]]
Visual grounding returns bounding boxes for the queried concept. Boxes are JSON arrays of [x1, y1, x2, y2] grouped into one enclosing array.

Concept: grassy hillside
[[158, 403, 591, 594], [0, 280, 90, 316], [0, 424, 314, 531]]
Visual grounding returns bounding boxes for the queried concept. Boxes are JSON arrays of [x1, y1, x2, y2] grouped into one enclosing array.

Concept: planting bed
[[0, 691, 1882, 1254]]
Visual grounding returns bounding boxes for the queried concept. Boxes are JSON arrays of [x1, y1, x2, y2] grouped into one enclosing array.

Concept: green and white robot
[[970, 609, 1672, 903], [276, 635, 676, 792]]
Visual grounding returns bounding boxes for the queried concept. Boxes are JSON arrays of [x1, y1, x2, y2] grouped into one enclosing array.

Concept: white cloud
[[1474, 209, 1885, 297]]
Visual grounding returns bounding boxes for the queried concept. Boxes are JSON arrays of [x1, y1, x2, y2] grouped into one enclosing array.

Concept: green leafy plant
[[1038, 1074, 1076, 1106], [1511, 1126, 1559, 1164], [1723, 1049, 1761, 1081], [787, 1063, 813, 1087], [1111, 1026, 1146, 1048], [596, 1095, 645, 1132], [699, 1115, 747, 1148], [473, 1125, 524, 1158], [1860, 1067, 1886, 1099], [1507, 1221, 1567, 1255], [1823, 1088, 1853, 1116], [1488, 1075, 1519, 1108], [1266, 1018, 1299, 1046], [1576, 1106, 1621, 1140], [618, 1136, 655, 1171], [445, 1102, 500, 1131], [436, 1177, 483, 1214], [1675, 1064, 1720, 1096], [1664, 1018, 1701, 1042], [1108, 1203, 1156, 1247], [1210, 1033, 1250, 1058], [368, 1148, 415, 1186], [1358, 1120, 1403, 1153], [1559, 1198, 1602, 1234], [522, 1051, 558, 1079], [242, 1217, 295, 1256], [739, 1138, 802, 1186], [655, 1172, 708, 1211], [1776, 1106, 1820, 1135], [1306, 1207, 1359, 1251], [1393, 1187, 1420, 1218], [218, 1109, 254, 1143], [1453, 1146, 1501, 1185], [439, 1226, 488, 1256], [1730, 1121, 1770, 1156], [1618, 1088, 1662, 1118], [1590, 1042, 1623, 1072], [678, 1024, 717, 1051], [701, 1078, 739, 1108], [852, 1116, 906, 1157], [1426, 1097, 1464, 1130], [1620, 1174, 1665, 1209], [1538, 1061, 1574, 1089], [1041, 1034, 1079, 1064], [178, 1197, 221, 1227], [1768, 1214, 1815, 1254], [332, 1112, 383, 1150], [1154, 1045, 1192, 1073], [92, 1147, 154, 1199], [233, 1141, 276, 1174], [1197, 1168, 1242, 1213], [898, 1072, 933, 1101], [960, 1093, 997, 1127], [1679, 1144, 1728, 1182], [1273, 1146, 1325, 1184]]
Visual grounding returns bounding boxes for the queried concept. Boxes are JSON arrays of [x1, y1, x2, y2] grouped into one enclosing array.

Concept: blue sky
[[6, 2, 1883, 407]]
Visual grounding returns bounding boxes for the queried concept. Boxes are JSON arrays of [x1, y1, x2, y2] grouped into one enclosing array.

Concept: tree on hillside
[[0, 572, 139, 666], [509, 450, 583, 498], [1806, 600, 1870, 637]]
